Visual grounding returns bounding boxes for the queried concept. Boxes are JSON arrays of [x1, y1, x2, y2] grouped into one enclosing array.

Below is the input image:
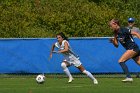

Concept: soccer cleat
[[93, 79, 98, 84], [122, 78, 133, 82], [68, 77, 74, 83]]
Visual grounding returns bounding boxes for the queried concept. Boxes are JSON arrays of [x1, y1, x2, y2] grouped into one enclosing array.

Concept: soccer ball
[[36, 74, 45, 84]]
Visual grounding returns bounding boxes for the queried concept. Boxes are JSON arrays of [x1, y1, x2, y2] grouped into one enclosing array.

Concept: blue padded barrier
[[0, 38, 139, 73]]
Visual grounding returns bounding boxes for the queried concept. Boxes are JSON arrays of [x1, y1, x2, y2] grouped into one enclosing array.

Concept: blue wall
[[0, 38, 139, 73]]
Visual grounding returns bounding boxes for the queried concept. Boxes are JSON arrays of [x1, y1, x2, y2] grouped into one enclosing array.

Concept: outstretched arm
[[50, 44, 55, 59], [110, 34, 119, 48]]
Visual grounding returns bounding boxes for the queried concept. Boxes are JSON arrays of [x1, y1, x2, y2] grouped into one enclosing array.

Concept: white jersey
[[55, 40, 81, 67], [55, 40, 79, 58]]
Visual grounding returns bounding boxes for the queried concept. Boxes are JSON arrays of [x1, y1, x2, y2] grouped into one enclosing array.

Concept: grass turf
[[0, 77, 139, 93]]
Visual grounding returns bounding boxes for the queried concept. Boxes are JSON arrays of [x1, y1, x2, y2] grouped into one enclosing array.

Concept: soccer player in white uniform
[[50, 32, 98, 84]]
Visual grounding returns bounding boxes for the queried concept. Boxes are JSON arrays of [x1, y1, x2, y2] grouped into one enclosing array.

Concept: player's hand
[[52, 51, 59, 53], [49, 53, 53, 60], [58, 50, 61, 53], [109, 38, 114, 43], [50, 54, 52, 58]]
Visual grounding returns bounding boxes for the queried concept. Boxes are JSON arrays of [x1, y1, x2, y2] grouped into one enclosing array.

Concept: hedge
[[0, 0, 140, 37]]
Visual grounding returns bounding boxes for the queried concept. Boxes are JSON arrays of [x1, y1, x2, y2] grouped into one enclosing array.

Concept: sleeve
[[62, 40, 69, 46], [55, 42, 59, 48]]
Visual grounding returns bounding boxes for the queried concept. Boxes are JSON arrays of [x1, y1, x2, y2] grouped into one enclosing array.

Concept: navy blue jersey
[[117, 27, 139, 52]]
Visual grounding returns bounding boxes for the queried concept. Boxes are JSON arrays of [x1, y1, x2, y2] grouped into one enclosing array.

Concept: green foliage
[[0, 0, 140, 37]]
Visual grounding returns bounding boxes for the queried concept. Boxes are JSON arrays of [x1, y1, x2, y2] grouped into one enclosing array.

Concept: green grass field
[[0, 76, 139, 93]]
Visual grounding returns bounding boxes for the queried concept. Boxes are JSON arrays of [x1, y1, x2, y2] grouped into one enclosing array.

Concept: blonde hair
[[110, 19, 120, 26]]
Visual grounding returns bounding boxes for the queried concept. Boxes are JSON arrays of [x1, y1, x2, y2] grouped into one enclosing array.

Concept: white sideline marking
[[0, 85, 93, 90], [0, 84, 138, 90]]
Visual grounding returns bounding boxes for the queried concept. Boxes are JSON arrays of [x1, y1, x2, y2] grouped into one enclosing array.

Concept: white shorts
[[63, 55, 82, 67]]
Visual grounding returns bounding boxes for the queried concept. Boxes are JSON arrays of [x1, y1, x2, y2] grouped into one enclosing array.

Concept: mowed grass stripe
[[0, 78, 139, 93]]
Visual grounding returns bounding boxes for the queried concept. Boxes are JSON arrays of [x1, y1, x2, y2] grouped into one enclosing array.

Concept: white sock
[[83, 70, 96, 80], [64, 68, 72, 78], [61, 63, 72, 78]]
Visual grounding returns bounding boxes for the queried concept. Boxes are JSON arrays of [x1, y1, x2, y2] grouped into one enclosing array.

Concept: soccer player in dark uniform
[[109, 19, 140, 82]]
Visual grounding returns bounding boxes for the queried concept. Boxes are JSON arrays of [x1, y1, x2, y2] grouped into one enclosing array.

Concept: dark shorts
[[126, 43, 140, 59], [132, 50, 140, 59], [127, 43, 140, 53]]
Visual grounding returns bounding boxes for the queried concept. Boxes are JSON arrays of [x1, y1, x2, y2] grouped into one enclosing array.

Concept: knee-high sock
[[119, 62, 131, 78], [83, 70, 96, 80], [61, 63, 72, 78]]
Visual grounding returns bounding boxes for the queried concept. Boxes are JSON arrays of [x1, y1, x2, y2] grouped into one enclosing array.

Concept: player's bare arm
[[113, 34, 119, 47], [50, 44, 55, 58], [111, 34, 118, 48], [58, 42, 69, 53]]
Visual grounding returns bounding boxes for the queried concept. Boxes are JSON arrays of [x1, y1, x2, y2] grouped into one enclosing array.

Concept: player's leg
[[61, 61, 73, 83], [77, 65, 98, 84], [119, 50, 137, 82], [133, 55, 140, 65], [132, 54, 140, 78]]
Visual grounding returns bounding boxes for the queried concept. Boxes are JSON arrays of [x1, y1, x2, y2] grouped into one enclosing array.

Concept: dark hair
[[56, 32, 69, 41]]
